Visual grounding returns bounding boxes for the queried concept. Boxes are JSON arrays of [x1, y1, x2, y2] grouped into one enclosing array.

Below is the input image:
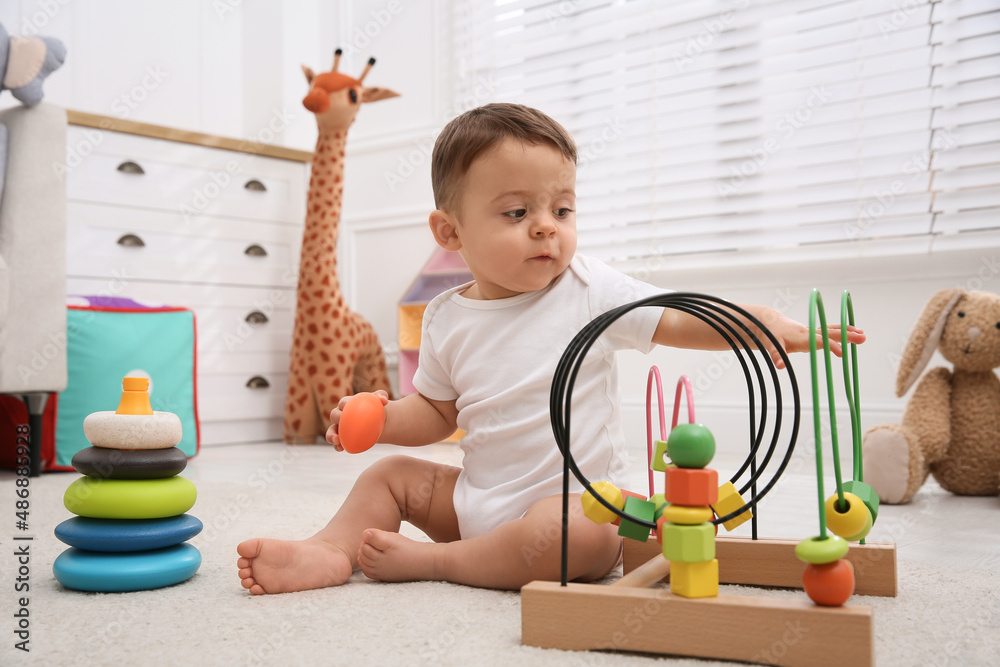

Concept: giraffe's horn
[[333, 48, 343, 72], [358, 57, 376, 84]]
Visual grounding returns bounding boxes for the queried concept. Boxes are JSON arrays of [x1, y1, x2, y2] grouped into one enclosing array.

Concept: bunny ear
[[896, 288, 965, 396]]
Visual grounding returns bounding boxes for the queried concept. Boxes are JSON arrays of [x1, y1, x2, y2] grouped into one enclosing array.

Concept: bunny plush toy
[[863, 289, 1000, 504]]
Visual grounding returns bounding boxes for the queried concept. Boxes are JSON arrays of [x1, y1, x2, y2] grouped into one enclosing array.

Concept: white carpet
[[2, 475, 998, 666]]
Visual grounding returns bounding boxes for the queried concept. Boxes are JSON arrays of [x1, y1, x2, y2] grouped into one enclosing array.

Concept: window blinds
[[450, 0, 1000, 271]]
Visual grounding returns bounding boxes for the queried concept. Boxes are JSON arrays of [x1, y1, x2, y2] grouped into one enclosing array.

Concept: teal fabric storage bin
[[55, 297, 199, 469]]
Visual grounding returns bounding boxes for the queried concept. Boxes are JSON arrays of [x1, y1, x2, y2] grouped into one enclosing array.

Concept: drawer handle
[[246, 375, 270, 389], [117, 160, 145, 175], [117, 233, 145, 247], [244, 179, 267, 192], [245, 310, 269, 324], [244, 244, 268, 257]]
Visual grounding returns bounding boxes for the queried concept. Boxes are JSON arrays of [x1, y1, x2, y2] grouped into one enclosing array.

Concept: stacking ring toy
[[64, 476, 197, 519], [55, 514, 203, 552], [53, 543, 202, 592]]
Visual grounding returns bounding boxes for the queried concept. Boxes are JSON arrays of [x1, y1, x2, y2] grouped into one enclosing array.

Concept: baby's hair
[[431, 103, 577, 212]]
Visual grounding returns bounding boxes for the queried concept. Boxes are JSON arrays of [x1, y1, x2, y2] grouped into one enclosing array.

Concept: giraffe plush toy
[[284, 49, 398, 444]]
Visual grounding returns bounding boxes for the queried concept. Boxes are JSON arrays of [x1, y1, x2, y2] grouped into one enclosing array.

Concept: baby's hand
[[327, 390, 390, 451], [755, 309, 866, 369]]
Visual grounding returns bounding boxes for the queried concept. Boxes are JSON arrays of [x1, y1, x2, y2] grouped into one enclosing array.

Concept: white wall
[[4, 1, 996, 464]]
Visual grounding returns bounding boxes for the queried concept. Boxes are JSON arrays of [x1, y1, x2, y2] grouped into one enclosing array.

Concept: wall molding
[[342, 205, 431, 229]]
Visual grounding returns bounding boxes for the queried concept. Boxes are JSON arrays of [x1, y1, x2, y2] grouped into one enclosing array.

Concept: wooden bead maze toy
[[520, 292, 897, 667]]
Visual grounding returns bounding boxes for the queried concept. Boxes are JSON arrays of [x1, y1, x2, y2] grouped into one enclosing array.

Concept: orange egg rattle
[[338, 392, 386, 454]]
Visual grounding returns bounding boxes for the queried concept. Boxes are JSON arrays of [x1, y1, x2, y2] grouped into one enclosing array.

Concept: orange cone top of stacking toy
[[116, 377, 154, 415]]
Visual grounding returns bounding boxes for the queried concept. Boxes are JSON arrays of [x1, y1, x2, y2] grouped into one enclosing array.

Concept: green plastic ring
[[795, 534, 849, 565]]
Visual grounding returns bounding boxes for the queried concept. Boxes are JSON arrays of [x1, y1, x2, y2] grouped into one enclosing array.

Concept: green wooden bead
[[660, 522, 715, 562], [841, 480, 880, 523], [650, 494, 668, 522], [795, 535, 849, 565], [618, 495, 656, 542], [650, 440, 670, 472], [666, 423, 716, 469]]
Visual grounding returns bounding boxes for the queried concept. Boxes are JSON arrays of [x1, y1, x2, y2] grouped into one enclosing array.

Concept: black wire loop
[[552, 292, 801, 585]]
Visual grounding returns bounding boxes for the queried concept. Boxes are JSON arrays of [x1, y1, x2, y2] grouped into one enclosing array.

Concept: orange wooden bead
[[664, 467, 718, 506], [339, 393, 386, 454], [802, 559, 855, 606]]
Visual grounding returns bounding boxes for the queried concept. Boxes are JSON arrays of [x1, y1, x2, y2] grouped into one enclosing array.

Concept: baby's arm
[[653, 303, 866, 369], [327, 391, 458, 451]]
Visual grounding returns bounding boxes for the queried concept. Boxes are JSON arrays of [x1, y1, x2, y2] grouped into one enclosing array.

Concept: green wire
[[841, 292, 863, 482], [809, 290, 847, 538]]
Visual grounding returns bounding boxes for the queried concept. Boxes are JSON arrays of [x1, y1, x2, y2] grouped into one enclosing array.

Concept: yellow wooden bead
[[843, 506, 874, 542], [581, 481, 624, 524], [825, 492, 868, 539], [710, 481, 752, 531], [660, 504, 714, 525], [841, 480, 880, 523], [670, 558, 719, 598]]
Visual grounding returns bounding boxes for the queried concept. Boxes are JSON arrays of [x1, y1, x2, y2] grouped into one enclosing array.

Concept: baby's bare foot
[[236, 537, 353, 594], [357, 529, 444, 583]]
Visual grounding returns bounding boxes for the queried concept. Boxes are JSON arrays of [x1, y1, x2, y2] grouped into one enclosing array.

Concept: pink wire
[[646, 367, 667, 498], [646, 369, 696, 499], [672, 375, 696, 429]]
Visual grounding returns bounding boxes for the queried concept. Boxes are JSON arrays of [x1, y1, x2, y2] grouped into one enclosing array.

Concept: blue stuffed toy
[[0, 22, 66, 107]]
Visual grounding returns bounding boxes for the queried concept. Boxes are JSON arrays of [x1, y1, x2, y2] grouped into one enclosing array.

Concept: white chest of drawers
[[64, 112, 311, 445]]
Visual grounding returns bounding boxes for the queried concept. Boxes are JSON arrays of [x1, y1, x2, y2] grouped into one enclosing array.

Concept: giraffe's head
[[302, 49, 399, 132]]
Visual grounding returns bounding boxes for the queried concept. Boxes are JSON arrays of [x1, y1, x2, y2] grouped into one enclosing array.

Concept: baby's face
[[452, 138, 577, 300]]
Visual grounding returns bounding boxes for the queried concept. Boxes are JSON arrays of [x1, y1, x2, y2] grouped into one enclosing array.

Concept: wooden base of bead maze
[[521, 537, 896, 666], [626, 536, 897, 596]]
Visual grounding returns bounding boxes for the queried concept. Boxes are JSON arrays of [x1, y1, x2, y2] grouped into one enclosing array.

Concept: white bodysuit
[[412, 255, 666, 539]]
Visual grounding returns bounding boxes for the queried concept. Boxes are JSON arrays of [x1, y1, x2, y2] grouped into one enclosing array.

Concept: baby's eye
[[503, 209, 527, 220], [554, 208, 574, 218]]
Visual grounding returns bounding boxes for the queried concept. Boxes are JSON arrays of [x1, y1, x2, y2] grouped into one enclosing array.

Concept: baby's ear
[[429, 210, 461, 251]]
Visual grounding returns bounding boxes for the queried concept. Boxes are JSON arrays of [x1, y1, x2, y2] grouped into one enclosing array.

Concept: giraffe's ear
[[362, 87, 400, 103], [302, 65, 316, 86]]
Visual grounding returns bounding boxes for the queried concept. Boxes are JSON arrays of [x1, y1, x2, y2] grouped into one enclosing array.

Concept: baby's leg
[[237, 455, 461, 594], [358, 493, 621, 590]]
